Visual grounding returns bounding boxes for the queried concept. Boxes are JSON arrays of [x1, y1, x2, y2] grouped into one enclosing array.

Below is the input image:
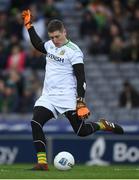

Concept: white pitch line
[[114, 168, 139, 171]]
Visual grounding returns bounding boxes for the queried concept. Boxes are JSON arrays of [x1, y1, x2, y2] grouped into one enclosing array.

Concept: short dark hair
[[47, 19, 65, 33]]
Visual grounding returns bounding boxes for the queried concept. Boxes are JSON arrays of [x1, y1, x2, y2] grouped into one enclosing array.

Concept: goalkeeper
[[22, 10, 124, 171]]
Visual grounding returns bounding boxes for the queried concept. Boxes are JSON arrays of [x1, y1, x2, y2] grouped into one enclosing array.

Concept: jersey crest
[[59, 50, 65, 55]]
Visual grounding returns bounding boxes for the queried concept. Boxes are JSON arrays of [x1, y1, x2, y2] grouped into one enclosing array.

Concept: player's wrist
[[77, 97, 85, 102], [77, 97, 85, 104], [25, 21, 33, 30]]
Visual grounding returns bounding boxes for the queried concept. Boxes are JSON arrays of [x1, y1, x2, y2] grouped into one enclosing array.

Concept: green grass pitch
[[0, 164, 138, 179]]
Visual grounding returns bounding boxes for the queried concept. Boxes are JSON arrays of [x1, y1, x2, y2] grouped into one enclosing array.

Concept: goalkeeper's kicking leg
[[65, 97, 124, 136], [31, 106, 54, 171], [65, 111, 124, 137]]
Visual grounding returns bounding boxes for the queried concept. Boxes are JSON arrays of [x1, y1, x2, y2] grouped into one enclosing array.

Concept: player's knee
[[31, 120, 44, 141], [76, 128, 88, 137], [32, 106, 54, 126], [31, 120, 43, 131]]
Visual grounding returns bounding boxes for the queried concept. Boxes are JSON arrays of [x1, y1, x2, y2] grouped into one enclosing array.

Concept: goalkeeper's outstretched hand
[[22, 9, 32, 30], [76, 98, 90, 120]]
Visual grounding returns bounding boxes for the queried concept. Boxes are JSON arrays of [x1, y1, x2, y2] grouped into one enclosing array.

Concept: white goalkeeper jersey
[[35, 39, 84, 115]]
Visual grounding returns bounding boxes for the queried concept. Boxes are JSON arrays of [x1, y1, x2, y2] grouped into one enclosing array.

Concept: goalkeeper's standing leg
[[31, 106, 54, 171]]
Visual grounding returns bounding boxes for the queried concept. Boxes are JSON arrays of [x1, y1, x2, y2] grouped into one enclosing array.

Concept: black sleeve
[[28, 26, 47, 54], [73, 63, 86, 98]]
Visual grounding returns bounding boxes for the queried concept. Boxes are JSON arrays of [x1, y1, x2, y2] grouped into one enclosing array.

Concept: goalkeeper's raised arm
[[22, 9, 46, 54]]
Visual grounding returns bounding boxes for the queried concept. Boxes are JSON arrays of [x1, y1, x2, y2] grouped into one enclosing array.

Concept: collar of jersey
[[62, 39, 70, 47], [53, 39, 70, 48]]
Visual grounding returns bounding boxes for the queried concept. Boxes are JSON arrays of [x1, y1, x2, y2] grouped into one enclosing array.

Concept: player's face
[[48, 30, 67, 47]]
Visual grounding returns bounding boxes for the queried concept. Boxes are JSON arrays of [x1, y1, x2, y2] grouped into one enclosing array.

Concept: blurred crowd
[[78, 0, 139, 63], [0, 0, 61, 113], [0, 0, 139, 114]]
